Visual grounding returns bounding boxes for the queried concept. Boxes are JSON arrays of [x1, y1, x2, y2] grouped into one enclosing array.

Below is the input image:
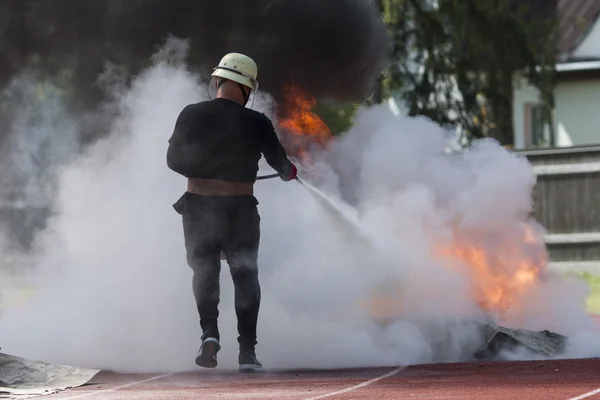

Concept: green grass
[[572, 272, 600, 315]]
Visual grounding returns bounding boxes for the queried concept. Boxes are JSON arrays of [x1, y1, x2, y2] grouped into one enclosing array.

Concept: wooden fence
[[516, 144, 600, 273]]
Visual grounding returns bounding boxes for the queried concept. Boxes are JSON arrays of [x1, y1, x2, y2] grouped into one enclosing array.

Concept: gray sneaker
[[238, 350, 263, 373], [195, 337, 220, 368]]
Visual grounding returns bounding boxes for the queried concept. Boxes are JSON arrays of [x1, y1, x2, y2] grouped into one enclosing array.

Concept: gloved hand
[[280, 163, 298, 182]]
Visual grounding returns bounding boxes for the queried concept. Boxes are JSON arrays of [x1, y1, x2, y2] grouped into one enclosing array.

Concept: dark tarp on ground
[[474, 322, 568, 360]]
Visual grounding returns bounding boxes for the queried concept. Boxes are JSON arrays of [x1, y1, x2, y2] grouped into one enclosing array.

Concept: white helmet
[[211, 53, 259, 91]]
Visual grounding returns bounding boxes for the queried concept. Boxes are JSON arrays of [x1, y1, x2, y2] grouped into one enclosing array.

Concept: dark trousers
[[173, 192, 261, 352]]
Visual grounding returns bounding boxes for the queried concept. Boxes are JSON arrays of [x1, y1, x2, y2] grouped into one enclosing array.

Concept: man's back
[[167, 98, 292, 183], [171, 53, 297, 375]]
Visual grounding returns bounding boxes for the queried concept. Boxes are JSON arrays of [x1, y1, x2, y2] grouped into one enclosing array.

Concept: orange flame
[[277, 84, 333, 143], [435, 222, 546, 315], [276, 87, 547, 321], [275, 85, 335, 166], [362, 222, 547, 323]]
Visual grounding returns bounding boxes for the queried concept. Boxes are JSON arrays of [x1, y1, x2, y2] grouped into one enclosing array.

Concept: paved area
[[39, 357, 600, 400]]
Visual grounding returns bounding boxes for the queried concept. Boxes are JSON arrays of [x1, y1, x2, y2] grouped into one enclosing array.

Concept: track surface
[[35, 316, 600, 400], [40, 358, 600, 400]]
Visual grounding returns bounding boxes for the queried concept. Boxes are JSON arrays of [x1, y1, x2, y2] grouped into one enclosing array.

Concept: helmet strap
[[238, 83, 250, 106], [216, 78, 251, 106], [216, 78, 228, 91]]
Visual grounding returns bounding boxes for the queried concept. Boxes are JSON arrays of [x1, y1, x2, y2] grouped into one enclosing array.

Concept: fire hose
[[255, 171, 362, 234], [219, 172, 303, 260], [254, 169, 373, 253], [230, 170, 374, 263], [255, 173, 281, 180], [256, 172, 303, 184]]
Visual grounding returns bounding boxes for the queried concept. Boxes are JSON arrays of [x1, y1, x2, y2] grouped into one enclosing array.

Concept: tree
[[380, 0, 559, 147], [314, 100, 359, 136]]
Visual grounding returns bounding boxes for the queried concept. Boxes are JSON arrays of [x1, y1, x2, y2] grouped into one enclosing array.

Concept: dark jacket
[[167, 98, 294, 182]]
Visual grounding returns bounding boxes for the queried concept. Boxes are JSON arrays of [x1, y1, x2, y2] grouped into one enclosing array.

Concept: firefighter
[[166, 53, 297, 373]]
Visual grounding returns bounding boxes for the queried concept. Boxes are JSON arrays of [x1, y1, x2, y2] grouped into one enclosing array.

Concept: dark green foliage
[[313, 101, 359, 136], [380, 0, 559, 146]]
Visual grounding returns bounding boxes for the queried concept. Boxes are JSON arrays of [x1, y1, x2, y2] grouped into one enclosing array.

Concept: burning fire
[[277, 84, 333, 142], [435, 222, 546, 315], [363, 222, 547, 323], [276, 84, 334, 162], [276, 85, 547, 321]]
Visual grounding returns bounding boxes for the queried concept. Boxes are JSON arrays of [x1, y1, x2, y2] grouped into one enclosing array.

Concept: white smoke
[[0, 38, 598, 373], [0, 74, 80, 208]]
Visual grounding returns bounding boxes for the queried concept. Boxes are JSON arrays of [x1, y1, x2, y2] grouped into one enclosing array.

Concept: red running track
[[41, 358, 600, 400], [40, 316, 600, 400]]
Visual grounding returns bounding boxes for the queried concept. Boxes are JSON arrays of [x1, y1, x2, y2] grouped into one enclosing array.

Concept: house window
[[524, 103, 547, 147]]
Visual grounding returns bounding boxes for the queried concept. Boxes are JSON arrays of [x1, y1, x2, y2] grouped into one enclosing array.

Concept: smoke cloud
[[0, 0, 389, 108], [0, 0, 389, 221], [0, 38, 598, 373]]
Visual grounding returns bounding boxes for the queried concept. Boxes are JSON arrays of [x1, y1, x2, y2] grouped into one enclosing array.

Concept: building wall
[[513, 78, 540, 149], [513, 77, 600, 149], [572, 12, 600, 60], [555, 79, 600, 147]]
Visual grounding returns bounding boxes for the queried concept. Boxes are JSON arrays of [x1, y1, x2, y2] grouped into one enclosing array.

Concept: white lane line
[[566, 388, 600, 400], [303, 366, 404, 400], [57, 372, 175, 399]]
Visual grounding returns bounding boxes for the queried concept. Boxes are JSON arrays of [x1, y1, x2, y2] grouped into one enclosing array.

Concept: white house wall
[[513, 78, 600, 149], [572, 14, 600, 60], [513, 78, 540, 149], [555, 80, 600, 146]]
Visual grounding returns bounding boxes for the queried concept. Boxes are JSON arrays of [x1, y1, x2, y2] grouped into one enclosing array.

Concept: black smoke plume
[[0, 0, 390, 237], [0, 0, 390, 109]]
